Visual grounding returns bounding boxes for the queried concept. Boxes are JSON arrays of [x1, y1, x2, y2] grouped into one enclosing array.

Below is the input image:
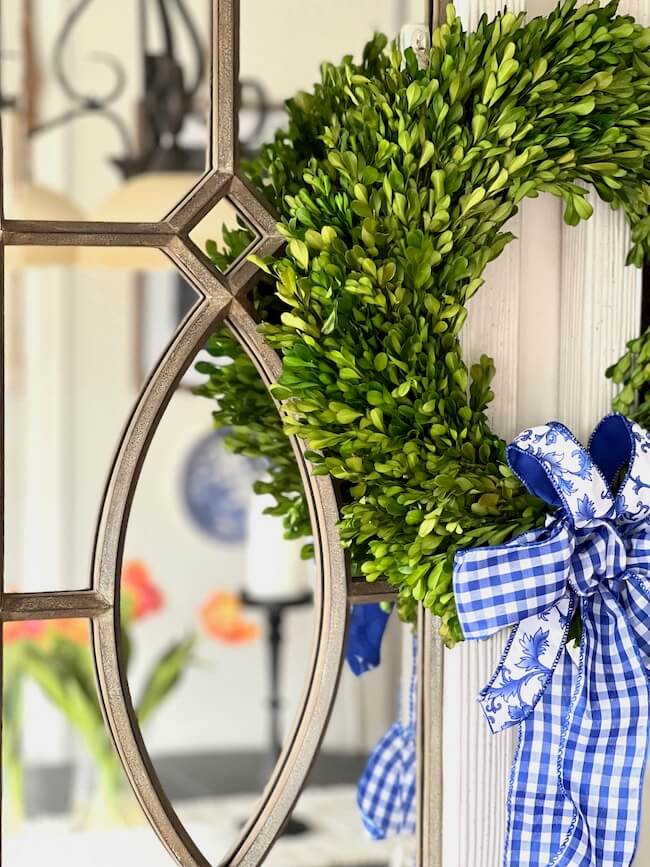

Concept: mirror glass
[[3, 618, 152, 865], [276, 613, 416, 867], [3, 246, 197, 591], [1, 0, 211, 222], [120, 319, 315, 862], [3, 615, 414, 867], [189, 200, 260, 275], [1, 1, 421, 864]]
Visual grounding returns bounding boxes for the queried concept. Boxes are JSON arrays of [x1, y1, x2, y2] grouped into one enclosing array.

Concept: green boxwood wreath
[[197, 0, 650, 645]]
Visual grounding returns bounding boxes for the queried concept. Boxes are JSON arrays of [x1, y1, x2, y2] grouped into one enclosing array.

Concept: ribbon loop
[[592, 415, 650, 524], [508, 422, 614, 526], [453, 414, 650, 867]]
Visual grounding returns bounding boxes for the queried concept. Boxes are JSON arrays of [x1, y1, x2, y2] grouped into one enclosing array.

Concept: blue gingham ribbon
[[356, 636, 417, 839], [345, 603, 416, 838], [454, 413, 650, 866]]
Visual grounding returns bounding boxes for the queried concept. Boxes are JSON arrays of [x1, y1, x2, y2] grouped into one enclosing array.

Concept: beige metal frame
[[0, 2, 445, 865]]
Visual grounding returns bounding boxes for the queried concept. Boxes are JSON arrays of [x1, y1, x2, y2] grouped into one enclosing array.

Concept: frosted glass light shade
[[77, 172, 204, 270], [5, 184, 87, 268]]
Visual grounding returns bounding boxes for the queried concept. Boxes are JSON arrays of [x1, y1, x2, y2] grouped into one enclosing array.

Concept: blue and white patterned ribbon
[[454, 413, 650, 867]]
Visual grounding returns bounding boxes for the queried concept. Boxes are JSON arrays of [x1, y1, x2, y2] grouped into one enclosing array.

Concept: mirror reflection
[[1, 1, 210, 223], [121, 344, 316, 862], [3, 251, 411, 864], [3, 619, 151, 865], [3, 611, 413, 867], [3, 245, 196, 591], [2, 0, 420, 864]]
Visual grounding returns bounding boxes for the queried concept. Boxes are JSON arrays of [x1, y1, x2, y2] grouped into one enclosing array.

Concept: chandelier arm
[[169, 0, 206, 100], [155, 0, 176, 58], [52, 0, 129, 108], [29, 105, 133, 155]]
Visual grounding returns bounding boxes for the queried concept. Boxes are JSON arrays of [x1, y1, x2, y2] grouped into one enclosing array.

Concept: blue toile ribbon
[[453, 413, 650, 867]]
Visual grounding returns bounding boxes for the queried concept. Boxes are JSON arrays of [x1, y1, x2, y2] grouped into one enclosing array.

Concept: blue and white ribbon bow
[[454, 414, 650, 867]]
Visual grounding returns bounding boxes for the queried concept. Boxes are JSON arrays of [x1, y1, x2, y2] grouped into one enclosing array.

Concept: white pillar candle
[[243, 492, 312, 601]]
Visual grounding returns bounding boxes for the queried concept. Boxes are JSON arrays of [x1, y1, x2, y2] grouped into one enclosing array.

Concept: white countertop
[[5, 785, 415, 867]]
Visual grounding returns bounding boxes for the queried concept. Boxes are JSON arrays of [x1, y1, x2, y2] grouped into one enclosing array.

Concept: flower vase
[[3, 755, 25, 835], [71, 750, 143, 830]]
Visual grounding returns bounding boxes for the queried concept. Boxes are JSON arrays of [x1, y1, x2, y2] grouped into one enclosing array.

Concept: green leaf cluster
[[195, 328, 313, 553], [608, 325, 650, 427], [199, 0, 650, 645]]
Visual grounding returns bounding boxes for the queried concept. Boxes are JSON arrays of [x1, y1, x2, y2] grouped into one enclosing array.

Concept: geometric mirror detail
[[0, 0, 446, 864], [0, 1, 354, 865]]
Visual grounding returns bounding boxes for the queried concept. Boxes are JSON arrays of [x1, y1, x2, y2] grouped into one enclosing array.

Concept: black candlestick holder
[[240, 589, 313, 836]]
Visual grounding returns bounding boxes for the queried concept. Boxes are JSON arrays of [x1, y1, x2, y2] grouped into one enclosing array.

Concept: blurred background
[[0, 1, 425, 864]]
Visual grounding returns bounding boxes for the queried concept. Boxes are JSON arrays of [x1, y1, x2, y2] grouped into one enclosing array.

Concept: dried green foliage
[[194, 38, 394, 544], [200, 0, 650, 645], [608, 325, 650, 428]]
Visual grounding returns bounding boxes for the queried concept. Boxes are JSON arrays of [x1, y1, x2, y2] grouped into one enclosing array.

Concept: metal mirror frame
[[0, 1, 445, 865]]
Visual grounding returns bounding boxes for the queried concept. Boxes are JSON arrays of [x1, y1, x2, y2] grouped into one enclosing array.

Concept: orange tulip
[[3, 620, 45, 645], [122, 560, 164, 621], [49, 618, 89, 646], [201, 591, 260, 644]]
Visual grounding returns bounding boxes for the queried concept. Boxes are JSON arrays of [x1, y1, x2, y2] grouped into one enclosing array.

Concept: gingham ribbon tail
[[453, 414, 650, 867], [356, 638, 417, 839]]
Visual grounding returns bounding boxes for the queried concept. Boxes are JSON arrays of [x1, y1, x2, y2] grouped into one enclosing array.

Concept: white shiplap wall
[[559, 192, 641, 440]]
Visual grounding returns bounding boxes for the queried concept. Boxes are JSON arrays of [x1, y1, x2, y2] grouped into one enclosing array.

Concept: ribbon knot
[[570, 520, 628, 596], [453, 414, 650, 867]]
